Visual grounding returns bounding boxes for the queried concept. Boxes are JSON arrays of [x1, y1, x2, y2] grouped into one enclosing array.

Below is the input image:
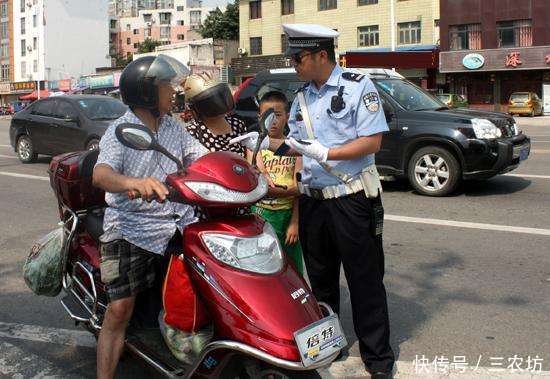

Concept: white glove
[[285, 138, 329, 163], [229, 132, 270, 151]]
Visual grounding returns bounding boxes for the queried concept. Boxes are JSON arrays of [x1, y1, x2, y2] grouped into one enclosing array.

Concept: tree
[[137, 38, 162, 53], [199, 1, 239, 40]]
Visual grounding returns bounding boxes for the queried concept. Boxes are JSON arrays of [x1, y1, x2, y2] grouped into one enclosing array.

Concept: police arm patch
[[363, 92, 380, 113]]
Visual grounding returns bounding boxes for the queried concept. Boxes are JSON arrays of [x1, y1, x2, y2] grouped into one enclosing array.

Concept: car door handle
[[49, 123, 59, 127]]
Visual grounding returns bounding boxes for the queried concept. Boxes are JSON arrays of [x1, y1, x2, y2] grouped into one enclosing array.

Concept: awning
[[19, 90, 51, 100]]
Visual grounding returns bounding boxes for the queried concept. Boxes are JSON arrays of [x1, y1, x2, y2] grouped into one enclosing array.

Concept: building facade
[[439, 0, 550, 112], [235, 0, 439, 83], [109, 0, 214, 62]]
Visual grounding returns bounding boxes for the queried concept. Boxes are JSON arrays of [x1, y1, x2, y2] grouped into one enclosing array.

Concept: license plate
[[519, 145, 530, 161], [294, 315, 347, 367]]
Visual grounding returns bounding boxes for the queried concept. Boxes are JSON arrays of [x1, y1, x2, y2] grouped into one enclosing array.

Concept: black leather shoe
[[370, 371, 392, 379]]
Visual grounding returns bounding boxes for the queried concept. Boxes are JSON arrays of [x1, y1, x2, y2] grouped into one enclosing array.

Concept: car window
[[511, 93, 529, 102], [375, 79, 444, 111], [77, 97, 127, 120], [31, 100, 56, 117], [436, 95, 451, 103], [256, 80, 304, 108], [55, 100, 78, 120]]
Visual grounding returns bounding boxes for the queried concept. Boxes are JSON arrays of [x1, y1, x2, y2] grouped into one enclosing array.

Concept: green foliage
[[199, 1, 239, 40]]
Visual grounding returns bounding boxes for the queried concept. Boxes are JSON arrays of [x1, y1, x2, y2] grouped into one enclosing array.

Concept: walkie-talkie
[[330, 86, 346, 113]]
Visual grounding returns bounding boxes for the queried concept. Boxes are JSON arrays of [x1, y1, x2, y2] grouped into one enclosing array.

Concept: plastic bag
[[158, 310, 213, 364], [23, 225, 66, 297]]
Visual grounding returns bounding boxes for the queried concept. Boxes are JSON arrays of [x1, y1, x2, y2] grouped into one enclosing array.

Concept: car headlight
[[201, 223, 283, 274], [471, 118, 502, 139], [185, 174, 268, 204]]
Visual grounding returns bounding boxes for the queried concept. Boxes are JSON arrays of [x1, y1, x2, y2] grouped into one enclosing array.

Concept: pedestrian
[[231, 24, 395, 378], [252, 91, 304, 276]]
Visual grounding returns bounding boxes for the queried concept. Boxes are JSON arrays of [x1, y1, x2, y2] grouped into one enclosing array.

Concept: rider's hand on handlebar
[[229, 132, 270, 151], [128, 177, 169, 202]]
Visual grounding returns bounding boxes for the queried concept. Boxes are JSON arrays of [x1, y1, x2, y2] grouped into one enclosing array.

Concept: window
[[249, 1, 261, 19], [449, 24, 481, 50], [32, 100, 57, 117], [0, 43, 8, 58], [190, 10, 201, 25], [0, 2, 8, 17], [281, 0, 293, 15], [32, 14, 37, 27], [159, 12, 171, 25], [143, 14, 152, 22], [126, 23, 131, 31], [55, 101, 78, 120], [110, 19, 117, 28], [33, 37, 37, 50], [398, 21, 421, 44], [126, 37, 131, 44], [177, 20, 184, 26], [358, 0, 377, 5], [177, 34, 185, 40], [281, 34, 288, 53], [133, 42, 138, 48], [20, 39, 25, 56], [160, 26, 170, 38], [176, 5, 184, 11], [20, 17, 25, 34], [20, 0, 24, 12], [33, 59, 37, 72], [318, 0, 337, 11], [358, 25, 379, 47], [144, 28, 151, 37], [20, 61, 26, 78], [497, 20, 532, 48], [250, 37, 262, 55], [133, 29, 139, 34], [1, 64, 9, 81], [1, 21, 8, 38]]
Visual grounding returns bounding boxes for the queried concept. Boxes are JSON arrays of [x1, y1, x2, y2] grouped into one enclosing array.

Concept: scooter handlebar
[[127, 186, 178, 203]]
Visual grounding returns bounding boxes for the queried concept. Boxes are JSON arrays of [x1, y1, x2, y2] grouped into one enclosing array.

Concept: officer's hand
[[285, 138, 329, 163], [229, 132, 270, 151], [285, 221, 299, 245]]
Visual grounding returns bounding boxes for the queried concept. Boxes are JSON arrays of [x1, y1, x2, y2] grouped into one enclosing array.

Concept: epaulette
[[342, 72, 365, 82]]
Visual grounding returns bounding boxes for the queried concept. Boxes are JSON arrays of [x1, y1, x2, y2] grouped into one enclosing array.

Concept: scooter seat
[[83, 209, 105, 243]]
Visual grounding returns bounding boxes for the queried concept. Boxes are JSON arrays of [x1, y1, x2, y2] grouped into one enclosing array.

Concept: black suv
[[234, 68, 531, 196]]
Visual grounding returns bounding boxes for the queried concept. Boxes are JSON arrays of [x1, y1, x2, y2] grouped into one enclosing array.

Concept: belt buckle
[[309, 188, 324, 200]]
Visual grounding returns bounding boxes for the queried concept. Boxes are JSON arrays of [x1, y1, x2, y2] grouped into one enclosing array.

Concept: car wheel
[[530, 109, 535, 117], [86, 139, 100, 151], [408, 146, 461, 197], [16, 135, 38, 163]]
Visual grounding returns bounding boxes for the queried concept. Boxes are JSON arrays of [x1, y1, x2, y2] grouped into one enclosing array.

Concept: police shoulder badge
[[363, 92, 380, 113], [342, 72, 365, 82]]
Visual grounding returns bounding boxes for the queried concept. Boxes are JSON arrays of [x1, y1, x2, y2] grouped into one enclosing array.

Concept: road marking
[[0, 144, 11, 147], [531, 140, 550, 143], [385, 214, 550, 236], [0, 154, 16, 159], [505, 173, 550, 179], [0, 171, 49, 181], [532, 149, 550, 154], [0, 321, 96, 349]]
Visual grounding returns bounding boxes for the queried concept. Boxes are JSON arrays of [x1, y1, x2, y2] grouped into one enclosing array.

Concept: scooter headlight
[[185, 174, 268, 204], [201, 223, 283, 274]]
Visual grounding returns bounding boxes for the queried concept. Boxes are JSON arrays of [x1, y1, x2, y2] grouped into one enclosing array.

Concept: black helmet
[[184, 72, 234, 118], [119, 54, 190, 112]]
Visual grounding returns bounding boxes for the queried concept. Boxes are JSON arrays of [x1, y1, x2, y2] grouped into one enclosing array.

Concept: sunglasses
[[291, 49, 321, 65]]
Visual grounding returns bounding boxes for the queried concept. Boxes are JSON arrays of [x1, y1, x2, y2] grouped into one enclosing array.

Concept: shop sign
[[505, 52, 522, 68], [0, 83, 11, 94], [10, 81, 36, 92], [88, 75, 114, 89], [462, 53, 485, 70], [59, 79, 71, 91]]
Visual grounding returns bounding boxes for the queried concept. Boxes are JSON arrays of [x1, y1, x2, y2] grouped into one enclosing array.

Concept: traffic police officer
[[231, 24, 395, 378]]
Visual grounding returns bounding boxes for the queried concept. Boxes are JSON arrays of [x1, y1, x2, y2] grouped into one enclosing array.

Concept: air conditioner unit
[[26, 46, 32, 52], [238, 47, 247, 55], [145, 22, 152, 27], [26, 2, 32, 8]]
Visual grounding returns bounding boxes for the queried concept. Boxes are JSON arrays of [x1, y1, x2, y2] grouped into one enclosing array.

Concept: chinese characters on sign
[[413, 355, 544, 375], [10, 81, 36, 92], [505, 52, 522, 68]]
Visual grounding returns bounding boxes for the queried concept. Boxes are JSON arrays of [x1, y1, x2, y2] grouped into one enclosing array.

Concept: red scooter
[[48, 110, 346, 378]]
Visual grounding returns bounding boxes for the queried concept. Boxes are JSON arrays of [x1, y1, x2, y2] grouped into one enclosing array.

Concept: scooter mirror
[[115, 123, 186, 174], [259, 108, 276, 136], [115, 123, 155, 151]]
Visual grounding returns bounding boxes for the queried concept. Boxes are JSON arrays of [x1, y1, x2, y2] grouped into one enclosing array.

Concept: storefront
[[342, 45, 442, 91], [78, 72, 121, 95], [0, 81, 46, 110], [440, 46, 550, 112]]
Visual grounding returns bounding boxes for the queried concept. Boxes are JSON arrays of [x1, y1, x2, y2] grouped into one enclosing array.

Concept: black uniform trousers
[[299, 191, 395, 373]]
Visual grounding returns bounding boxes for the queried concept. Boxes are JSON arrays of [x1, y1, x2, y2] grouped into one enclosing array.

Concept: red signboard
[[505, 52, 522, 68]]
